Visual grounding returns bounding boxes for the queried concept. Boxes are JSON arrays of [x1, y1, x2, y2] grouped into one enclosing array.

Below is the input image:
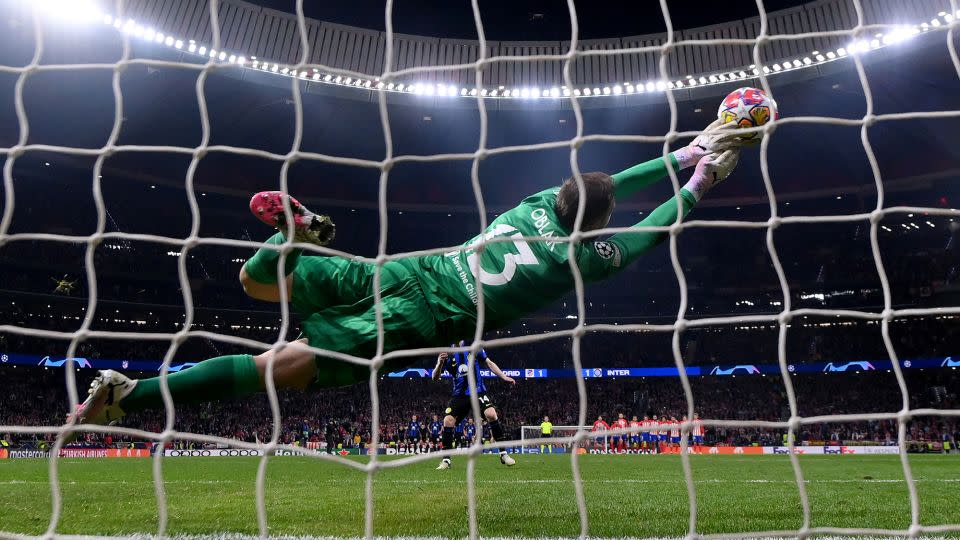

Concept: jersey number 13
[[466, 224, 539, 286]]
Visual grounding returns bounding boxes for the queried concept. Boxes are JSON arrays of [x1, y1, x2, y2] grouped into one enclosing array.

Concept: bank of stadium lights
[[38, 0, 105, 23], [72, 9, 953, 100]]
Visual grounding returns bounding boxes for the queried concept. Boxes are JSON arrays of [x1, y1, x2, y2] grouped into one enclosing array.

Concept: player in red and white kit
[[692, 412, 705, 448], [669, 416, 681, 452], [657, 415, 669, 452], [612, 413, 629, 453], [641, 415, 653, 454], [629, 415, 642, 451], [591, 415, 609, 452], [650, 414, 662, 454]]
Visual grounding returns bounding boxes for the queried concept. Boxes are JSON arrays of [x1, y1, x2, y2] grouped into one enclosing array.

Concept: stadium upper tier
[[2, 68, 959, 205], [11, 0, 953, 103]]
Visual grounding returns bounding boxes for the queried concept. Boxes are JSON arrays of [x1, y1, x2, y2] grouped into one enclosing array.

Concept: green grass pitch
[[1, 454, 958, 538]]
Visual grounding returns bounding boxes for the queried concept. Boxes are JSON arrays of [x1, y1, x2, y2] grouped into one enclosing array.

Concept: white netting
[[1, 0, 960, 539], [520, 425, 623, 454]]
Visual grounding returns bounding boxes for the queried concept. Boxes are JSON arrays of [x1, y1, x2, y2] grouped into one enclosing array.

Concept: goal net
[[520, 425, 650, 454], [520, 425, 586, 452], [2, 0, 960, 538]]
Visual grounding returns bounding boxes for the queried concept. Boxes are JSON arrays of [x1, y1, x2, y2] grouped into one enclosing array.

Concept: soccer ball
[[717, 87, 778, 137]]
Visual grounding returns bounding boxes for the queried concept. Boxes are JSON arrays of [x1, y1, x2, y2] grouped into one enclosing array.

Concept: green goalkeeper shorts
[[292, 256, 443, 389]]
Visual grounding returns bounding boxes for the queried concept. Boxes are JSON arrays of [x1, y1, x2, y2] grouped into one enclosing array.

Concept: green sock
[[242, 232, 302, 284], [121, 354, 261, 413]]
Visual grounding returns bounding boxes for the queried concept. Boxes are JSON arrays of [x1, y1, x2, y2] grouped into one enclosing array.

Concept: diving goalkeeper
[[72, 122, 747, 429]]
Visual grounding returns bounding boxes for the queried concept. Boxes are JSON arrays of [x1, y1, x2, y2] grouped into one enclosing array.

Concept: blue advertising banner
[[1, 352, 955, 378]]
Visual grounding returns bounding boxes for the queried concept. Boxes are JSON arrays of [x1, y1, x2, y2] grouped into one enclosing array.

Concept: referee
[[540, 415, 553, 454]]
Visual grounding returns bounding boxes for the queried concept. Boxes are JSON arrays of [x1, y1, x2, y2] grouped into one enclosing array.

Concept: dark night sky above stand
[[252, 0, 812, 41]]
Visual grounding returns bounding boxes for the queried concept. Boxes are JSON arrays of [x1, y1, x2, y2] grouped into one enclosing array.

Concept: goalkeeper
[[73, 122, 747, 429]]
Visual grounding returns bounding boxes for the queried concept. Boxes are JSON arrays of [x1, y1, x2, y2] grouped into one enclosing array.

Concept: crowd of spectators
[[3, 365, 957, 451]]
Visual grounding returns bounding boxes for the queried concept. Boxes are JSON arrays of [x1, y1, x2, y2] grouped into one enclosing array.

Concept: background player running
[[432, 342, 516, 469], [70, 123, 748, 437]]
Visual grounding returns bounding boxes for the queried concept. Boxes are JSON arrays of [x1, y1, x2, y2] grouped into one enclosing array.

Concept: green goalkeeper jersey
[[279, 151, 698, 387], [413, 153, 696, 332]]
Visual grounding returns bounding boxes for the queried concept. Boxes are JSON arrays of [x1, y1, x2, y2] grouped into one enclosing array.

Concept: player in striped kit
[[465, 418, 477, 445], [429, 415, 443, 445], [657, 414, 670, 452], [454, 419, 465, 447], [69, 123, 750, 439], [660, 416, 669, 448], [650, 415, 662, 454], [433, 342, 516, 469], [629, 415, 642, 451], [612, 413, 629, 454], [692, 413, 705, 446], [407, 415, 422, 452], [669, 416, 681, 452], [641, 415, 653, 454], [592, 416, 610, 452]]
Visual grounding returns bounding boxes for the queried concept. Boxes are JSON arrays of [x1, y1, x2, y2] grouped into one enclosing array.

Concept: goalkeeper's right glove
[[683, 149, 741, 202]]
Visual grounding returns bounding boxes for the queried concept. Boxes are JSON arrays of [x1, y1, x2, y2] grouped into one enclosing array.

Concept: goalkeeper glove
[[683, 149, 740, 202], [673, 120, 755, 169]]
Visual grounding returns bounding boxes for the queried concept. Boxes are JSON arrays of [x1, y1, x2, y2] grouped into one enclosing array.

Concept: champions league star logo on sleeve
[[595, 242, 614, 258], [594, 242, 622, 267]]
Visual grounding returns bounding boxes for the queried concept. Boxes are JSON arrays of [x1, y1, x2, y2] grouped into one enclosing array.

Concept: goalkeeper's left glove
[[683, 149, 741, 202], [673, 120, 754, 169]]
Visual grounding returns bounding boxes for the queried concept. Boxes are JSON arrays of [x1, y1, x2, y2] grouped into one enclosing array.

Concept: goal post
[[521, 425, 606, 452]]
